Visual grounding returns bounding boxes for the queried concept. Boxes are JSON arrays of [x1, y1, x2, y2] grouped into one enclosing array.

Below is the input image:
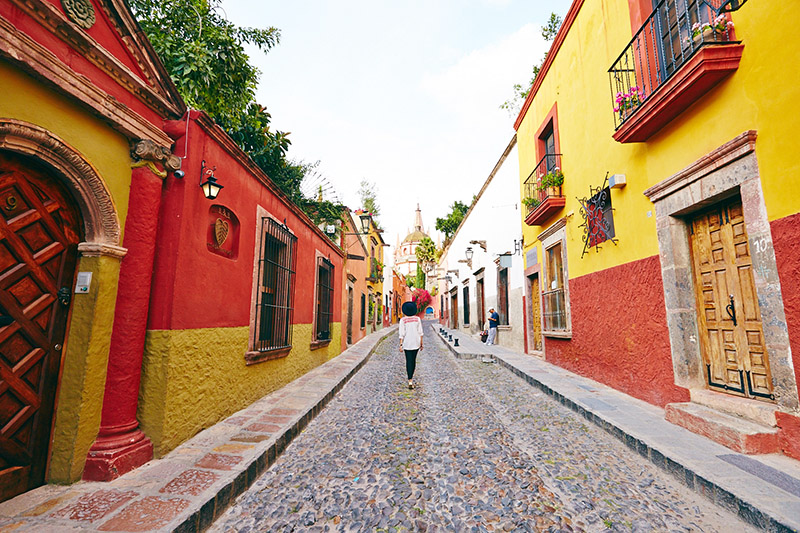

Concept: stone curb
[[432, 325, 800, 533]]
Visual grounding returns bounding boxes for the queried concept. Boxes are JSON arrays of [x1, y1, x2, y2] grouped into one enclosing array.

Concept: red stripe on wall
[[543, 254, 690, 407], [771, 212, 800, 392]]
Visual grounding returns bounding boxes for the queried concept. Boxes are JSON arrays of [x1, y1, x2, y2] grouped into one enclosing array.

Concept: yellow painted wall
[[0, 61, 132, 234], [49, 254, 121, 482], [518, 1, 800, 278], [139, 322, 342, 456]]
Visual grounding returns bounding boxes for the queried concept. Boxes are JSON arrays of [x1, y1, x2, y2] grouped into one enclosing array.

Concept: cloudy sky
[[224, 0, 572, 261]]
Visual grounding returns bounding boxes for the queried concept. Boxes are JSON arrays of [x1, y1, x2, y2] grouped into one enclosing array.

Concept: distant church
[[394, 204, 430, 278]]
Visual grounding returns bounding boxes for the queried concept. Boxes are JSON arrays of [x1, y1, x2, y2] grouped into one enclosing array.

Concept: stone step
[[689, 388, 779, 427], [665, 402, 780, 455]]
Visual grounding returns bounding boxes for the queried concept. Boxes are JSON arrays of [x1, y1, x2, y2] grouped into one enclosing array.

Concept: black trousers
[[404, 349, 419, 380]]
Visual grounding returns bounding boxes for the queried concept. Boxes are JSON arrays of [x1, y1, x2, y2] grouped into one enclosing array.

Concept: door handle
[[57, 287, 71, 306], [725, 294, 737, 326]]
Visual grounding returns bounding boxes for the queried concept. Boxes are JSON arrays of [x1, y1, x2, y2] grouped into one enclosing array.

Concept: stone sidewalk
[[0, 327, 396, 533], [435, 324, 800, 533]]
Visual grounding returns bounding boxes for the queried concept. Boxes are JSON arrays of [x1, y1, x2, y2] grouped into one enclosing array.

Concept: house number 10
[[753, 238, 770, 254]]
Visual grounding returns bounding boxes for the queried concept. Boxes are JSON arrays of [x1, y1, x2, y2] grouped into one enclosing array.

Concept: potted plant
[[613, 86, 644, 120], [688, 15, 733, 44], [522, 196, 541, 210], [538, 167, 565, 197]]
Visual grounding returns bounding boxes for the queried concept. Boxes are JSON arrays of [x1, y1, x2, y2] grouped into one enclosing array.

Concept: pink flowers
[[613, 86, 644, 114], [689, 15, 734, 41]]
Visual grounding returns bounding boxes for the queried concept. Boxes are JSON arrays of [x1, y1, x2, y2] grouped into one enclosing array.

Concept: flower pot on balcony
[[544, 186, 562, 198]]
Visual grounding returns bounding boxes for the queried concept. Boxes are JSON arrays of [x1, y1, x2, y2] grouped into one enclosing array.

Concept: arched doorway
[[0, 151, 83, 500]]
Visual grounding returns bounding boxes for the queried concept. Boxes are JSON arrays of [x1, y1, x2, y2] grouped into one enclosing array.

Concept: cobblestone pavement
[[209, 326, 757, 532]]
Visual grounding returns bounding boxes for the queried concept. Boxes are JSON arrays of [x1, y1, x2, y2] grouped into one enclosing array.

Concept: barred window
[[462, 285, 470, 325], [360, 293, 366, 328], [254, 218, 297, 352], [543, 242, 567, 331], [315, 257, 334, 341]]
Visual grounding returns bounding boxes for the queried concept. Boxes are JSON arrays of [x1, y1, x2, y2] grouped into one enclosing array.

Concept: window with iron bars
[[254, 218, 297, 352], [315, 257, 334, 341]]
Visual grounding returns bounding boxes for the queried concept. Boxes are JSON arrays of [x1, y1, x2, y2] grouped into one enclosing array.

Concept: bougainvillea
[[412, 289, 432, 316]]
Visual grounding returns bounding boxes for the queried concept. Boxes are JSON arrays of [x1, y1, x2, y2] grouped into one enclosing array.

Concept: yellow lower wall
[[49, 254, 121, 483], [139, 323, 342, 456]]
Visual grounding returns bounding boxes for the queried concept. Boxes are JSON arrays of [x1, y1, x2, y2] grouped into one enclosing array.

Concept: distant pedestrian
[[399, 301, 423, 389], [485, 307, 499, 345]]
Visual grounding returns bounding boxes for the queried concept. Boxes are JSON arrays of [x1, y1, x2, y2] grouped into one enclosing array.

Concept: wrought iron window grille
[[577, 173, 618, 258], [608, 0, 737, 130], [315, 257, 334, 341], [253, 218, 297, 352]]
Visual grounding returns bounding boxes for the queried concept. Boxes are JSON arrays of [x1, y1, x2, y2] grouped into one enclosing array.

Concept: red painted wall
[[148, 112, 342, 331], [544, 254, 690, 407], [771, 212, 800, 392], [1, 1, 168, 127]]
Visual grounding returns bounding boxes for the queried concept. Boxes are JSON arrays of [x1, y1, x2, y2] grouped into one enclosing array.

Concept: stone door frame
[[644, 130, 798, 410]]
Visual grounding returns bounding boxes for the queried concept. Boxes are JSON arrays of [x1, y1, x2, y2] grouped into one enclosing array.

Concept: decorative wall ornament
[[130, 139, 181, 178], [61, 0, 96, 29], [207, 205, 239, 259], [577, 172, 618, 258], [214, 218, 229, 246]]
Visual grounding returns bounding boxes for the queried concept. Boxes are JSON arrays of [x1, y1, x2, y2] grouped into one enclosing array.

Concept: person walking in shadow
[[399, 301, 424, 389]]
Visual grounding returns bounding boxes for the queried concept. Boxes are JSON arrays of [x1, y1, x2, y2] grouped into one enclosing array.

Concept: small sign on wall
[[75, 272, 92, 293], [207, 205, 240, 259]]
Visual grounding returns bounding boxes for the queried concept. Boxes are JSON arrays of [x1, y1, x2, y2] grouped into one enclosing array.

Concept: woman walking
[[399, 301, 424, 389]]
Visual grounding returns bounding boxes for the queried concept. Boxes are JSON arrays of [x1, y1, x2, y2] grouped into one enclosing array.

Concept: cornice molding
[[0, 15, 173, 146], [644, 130, 757, 202], [7, 0, 184, 118], [537, 217, 567, 243]]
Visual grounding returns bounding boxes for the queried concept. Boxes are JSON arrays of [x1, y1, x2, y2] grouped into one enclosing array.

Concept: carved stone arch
[[0, 119, 121, 246]]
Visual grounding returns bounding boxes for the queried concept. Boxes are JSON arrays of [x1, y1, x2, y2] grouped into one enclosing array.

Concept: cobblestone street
[[209, 324, 756, 532]]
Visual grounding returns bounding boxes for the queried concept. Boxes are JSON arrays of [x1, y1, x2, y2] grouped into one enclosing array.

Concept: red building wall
[[149, 111, 342, 332], [544, 255, 691, 407]]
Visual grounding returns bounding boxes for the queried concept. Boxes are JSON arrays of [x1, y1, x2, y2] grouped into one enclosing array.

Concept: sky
[[224, 0, 573, 263]]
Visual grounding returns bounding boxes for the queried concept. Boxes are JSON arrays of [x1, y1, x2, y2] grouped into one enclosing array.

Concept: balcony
[[523, 153, 565, 227], [608, 0, 742, 143], [367, 258, 382, 282]]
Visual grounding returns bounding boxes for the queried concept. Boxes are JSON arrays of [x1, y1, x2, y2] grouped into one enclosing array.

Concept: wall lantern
[[359, 212, 371, 234], [200, 160, 224, 200], [465, 247, 474, 261]]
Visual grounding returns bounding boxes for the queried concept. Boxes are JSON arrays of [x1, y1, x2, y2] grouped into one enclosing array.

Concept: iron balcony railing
[[608, 0, 735, 129], [523, 153, 562, 212]]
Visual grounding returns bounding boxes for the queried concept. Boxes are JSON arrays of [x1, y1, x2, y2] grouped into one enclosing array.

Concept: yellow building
[[358, 211, 386, 332], [516, 0, 800, 459]]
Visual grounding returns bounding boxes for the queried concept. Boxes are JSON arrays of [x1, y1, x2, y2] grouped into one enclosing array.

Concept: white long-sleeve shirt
[[399, 316, 423, 350]]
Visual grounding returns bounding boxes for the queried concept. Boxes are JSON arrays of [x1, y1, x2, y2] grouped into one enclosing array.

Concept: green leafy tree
[[435, 200, 470, 243], [358, 180, 381, 225], [415, 237, 440, 285], [500, 12, 563, 115], [130, 0, 279, 126], [131, 0, 340, 222]]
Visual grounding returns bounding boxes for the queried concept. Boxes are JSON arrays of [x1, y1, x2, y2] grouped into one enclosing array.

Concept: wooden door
[[689, 198, 773, 400], [450, 292, 458, 329], [529, 275, 542, 351], [0, 152, 81, 501], [346, 287, 353, 344]]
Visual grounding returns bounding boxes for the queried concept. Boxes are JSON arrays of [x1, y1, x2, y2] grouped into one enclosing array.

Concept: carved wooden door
[[530, 274, 542, 351], [0, 152, 81, 501], [689, 197, 773, 400]]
